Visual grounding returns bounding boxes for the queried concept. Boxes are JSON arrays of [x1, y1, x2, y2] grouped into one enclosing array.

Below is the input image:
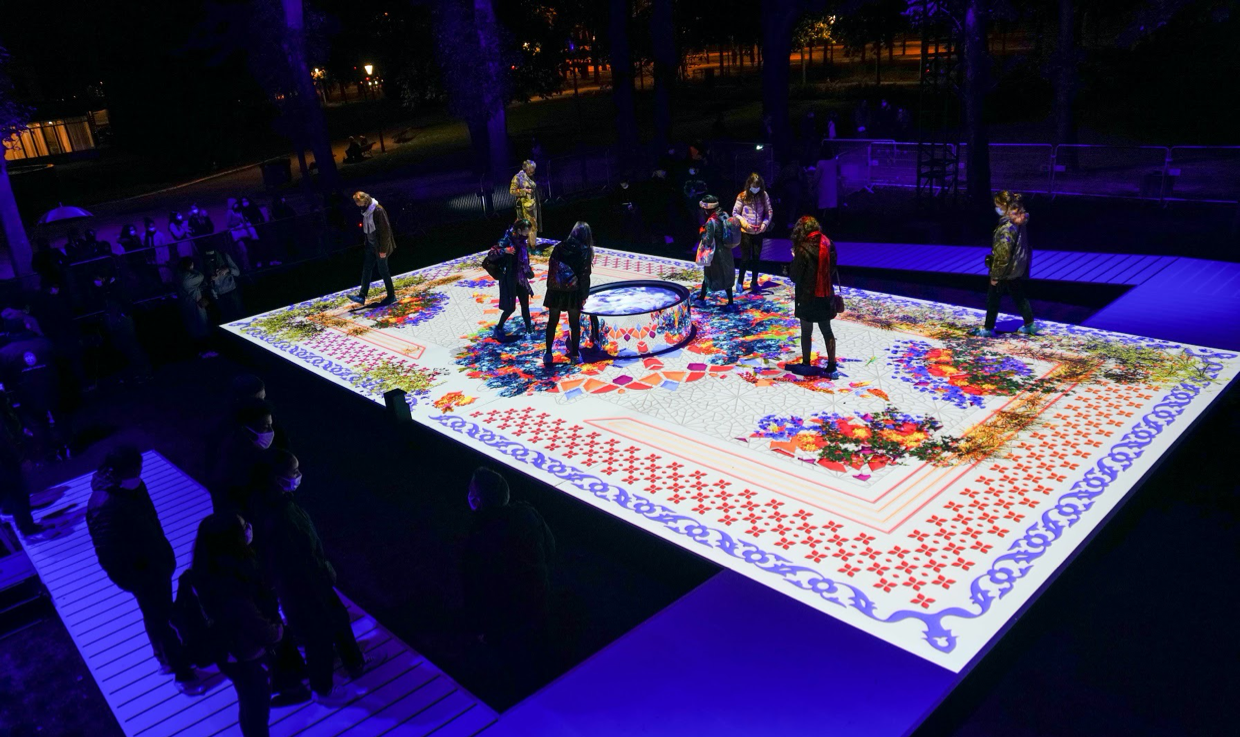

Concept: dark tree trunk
[[1053, 0, 1079, 169], [651, 0, 676, 151], [473, 0, 511, 177], [761, 0, 798, 161], [962, 0, 992, 208], [609, 0, 639, 160], [0, 155, 32, 277], [282, 0, 339, 194]]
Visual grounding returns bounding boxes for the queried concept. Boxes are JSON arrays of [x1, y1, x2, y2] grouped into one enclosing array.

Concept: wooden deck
[[757, 240, 1240, 349], [18, 451, 496, 737]]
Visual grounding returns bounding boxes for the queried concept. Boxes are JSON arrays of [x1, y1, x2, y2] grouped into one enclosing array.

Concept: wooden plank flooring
[[18, 451, 496, 737]]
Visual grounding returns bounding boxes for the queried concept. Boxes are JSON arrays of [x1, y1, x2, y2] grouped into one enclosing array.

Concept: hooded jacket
[[86, 474, 176, 591], [191, 558, 283, 663]]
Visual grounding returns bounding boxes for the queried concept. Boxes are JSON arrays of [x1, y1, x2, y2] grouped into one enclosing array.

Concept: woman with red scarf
[[788, 216, 839, 376]]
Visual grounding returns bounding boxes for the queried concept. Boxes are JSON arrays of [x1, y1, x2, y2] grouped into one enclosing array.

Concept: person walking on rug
[[542, 221, 595, 366], [86, 446, 206, 695], [694, 195, 735, 307], [348, 191, 397, 308], [733, 173, 773, 293], [484, 218, 536, 340], [189, 513, 287, 736], [975, 190, 1036, 337], [788, 216, 840, 378], [250, 451, 385, 706]]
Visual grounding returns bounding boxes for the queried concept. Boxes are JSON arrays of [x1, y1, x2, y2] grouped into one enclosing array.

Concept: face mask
[[119, 477, 142, 490], [620, 183, 629, 189], [749, 187, 760, 194], [688, 168, 697, 175], [278, 473, 302, 492], [251, 428, 275, 449], [468, 491, 480, 511], [244, 522, 253, 546], [995, 206, 1005, 216]]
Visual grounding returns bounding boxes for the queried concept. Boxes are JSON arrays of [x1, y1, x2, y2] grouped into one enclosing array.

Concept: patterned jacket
[[988, 217, 1031, 281], [732, 190, 772, 234]]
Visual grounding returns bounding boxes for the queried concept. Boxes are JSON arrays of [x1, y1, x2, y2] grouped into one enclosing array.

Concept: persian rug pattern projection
[[225, 248, 1238, 670]]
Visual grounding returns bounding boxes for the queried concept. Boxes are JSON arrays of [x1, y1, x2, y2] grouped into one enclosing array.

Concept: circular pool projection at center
[[581, 280, 694, 358]]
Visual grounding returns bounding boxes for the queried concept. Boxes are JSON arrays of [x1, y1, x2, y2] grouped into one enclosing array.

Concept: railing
[[835, 141, 1240, 204]]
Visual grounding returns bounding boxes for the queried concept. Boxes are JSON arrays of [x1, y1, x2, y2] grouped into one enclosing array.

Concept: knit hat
[[699, 194, 719, 210]]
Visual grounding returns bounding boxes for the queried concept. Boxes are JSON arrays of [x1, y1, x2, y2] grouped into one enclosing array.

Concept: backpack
[[173, 570, 227, 668], [719, 213, 743, 248]]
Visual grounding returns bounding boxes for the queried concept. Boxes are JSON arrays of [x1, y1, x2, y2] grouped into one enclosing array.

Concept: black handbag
[[831, 268, 846, 314]]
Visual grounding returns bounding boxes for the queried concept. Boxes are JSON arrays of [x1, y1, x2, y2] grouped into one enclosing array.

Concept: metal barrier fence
[[835, 141, 1240, 203]]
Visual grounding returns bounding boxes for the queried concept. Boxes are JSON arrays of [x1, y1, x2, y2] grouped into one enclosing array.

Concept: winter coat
[[509, 170, 540, 230], [191, 558, 283, 663], [363, 204, 397, 257], [86, 475, 176, 591], [988, 217, 1032, 281], [699, 212, 736, 293], [169, 220, 190, 241], [250, 487, 341, 629], [462, 501, 556, 636], [208, 428, 276, 515], [732, 190, 773, 234], [178, 268, 211, 339], [546, 236, 593, 296], [201, 250, 240, 297], [789, 235, 838, 322]]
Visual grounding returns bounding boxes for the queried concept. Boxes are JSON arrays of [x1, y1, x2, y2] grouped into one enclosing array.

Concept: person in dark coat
[[204, 375, 291, 474], [30, 237, 70, 292], [462, 467, 556, 657], [250, 451, 381, 705], [0, 389, 42, 535], [347, 191, 397, 307], [92, 270, 153, 383], [29, 277, 89, 394], [788, 216, 839, 377], [86, 446, 205, 693], [542, 222, 594, 366], [483, 218, 535, 340], [188, 205, 215, 239], [177, 257, 215, 358], [695, 195, 735, 306], [0, 324, 69, 462], [209, 398, 283, 515], [189, 513, 286, 736], [200, 240, 244, 323], [975, 190, 1037, 337]]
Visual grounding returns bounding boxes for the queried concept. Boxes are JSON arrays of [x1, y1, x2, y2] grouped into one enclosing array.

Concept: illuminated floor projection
[[224, 248, 1239, 671]]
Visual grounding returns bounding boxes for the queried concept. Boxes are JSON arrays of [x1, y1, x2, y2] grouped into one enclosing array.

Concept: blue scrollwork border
[[428, 346, 1233, 657]]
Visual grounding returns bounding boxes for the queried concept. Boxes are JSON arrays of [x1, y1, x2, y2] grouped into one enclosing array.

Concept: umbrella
[[38, 203, 94, 224]]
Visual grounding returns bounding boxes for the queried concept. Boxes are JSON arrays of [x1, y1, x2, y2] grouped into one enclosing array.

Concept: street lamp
[[363, 64, 374, 76], [361, 64, 386, 154]]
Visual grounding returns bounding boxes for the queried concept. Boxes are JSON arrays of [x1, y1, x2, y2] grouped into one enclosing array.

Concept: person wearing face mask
[[251, 451, 383, 706], [733, 173, 773, 293], [169, 211, 190, 242], [188, 205, 215, 239], [226, 198, 256, 271], [189, 512, 293, 735], [210, 398, 284, 515], [462, 467, 556, 680], [509, 161, 540, 253], [86, 445, 206, 695], [974, 191, 1037, 337], [142, 217, 173, 284]]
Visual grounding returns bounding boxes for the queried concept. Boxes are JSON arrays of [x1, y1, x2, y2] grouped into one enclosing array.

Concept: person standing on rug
[[974, 191, 1036, 337], [734, 173, 773, 293], [543, 222, 595, 366], [695, 195, 735, 307], [189, 512, 286, 736], [788, 216, 840, 377], [250, 451, 385, 706], [510, 160, 541, 252], [347, 191, 397, 308], [484, 219, 535, 339], [87, 446, 206, 695]]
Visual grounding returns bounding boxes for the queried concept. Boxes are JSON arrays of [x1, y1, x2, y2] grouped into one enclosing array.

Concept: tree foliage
[[0, 46, 30, 143]]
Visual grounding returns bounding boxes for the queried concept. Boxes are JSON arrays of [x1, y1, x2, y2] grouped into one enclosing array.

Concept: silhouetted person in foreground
[[250, 451, 384, 706], [462, 467, 556, 683], [86, 446, 205, 694], [190, 512, 286, 736], [209, 397, 288, 516]]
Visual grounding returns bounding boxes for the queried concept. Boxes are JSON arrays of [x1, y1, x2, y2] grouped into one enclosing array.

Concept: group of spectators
[[75, 373, 554, 737]]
